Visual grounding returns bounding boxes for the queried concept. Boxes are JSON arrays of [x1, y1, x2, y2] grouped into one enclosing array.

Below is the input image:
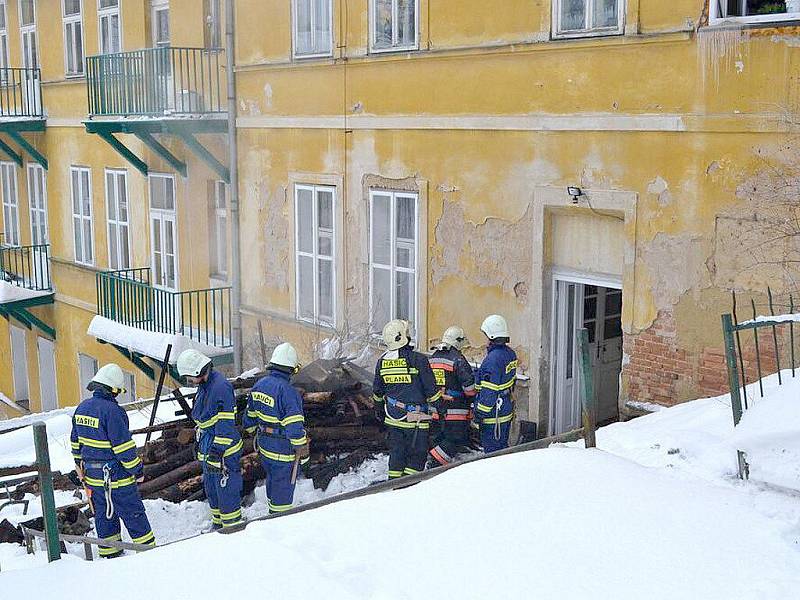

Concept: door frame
[[548, 267, 622, 436], [37, 336, 58, 411]]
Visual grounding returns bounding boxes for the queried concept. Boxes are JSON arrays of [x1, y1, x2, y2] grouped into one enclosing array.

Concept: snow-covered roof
[[87, 315, 233, 364]]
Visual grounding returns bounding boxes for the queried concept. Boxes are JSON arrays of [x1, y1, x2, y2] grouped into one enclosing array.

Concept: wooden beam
[[134, 131, 187, 177], [174, 131, 230, 183], [7, 131, 48, 170], [96, 131, 149, 176], [0, 137, 22, 167]]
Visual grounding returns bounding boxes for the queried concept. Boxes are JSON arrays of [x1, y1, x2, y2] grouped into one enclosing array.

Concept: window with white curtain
[[553, 0, 624, 38], [371, 0, 418, 52], [0, 2, 9, 74], [294, 0, 332, 57], [295, 184, 336, 326], [209, 180, 228, 278], [106, 169, 130, 270], [63, 0, 84, 76], [70, 166, 94, 266], [1, 162, 19, 246], [369, 190, 417, 331], [27, 163, 47, 246], [204, 0, 222, 48], [98, 0, 121, 54], [710, 0, 800, 24]]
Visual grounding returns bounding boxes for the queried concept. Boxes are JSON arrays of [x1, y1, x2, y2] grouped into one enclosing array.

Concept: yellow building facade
[[1, 1, 797, 438]]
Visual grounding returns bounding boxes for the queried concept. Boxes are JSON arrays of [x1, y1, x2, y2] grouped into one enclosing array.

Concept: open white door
[[550, 280, 584, 434], [37, 337, 58, 411], [10, 325, 29, 404]]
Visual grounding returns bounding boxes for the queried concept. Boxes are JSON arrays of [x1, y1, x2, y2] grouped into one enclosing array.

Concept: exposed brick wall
[[625, 310, 784, 407]]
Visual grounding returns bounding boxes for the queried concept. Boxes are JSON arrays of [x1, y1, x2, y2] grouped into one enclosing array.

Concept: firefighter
[[427, 326, 477, 466], [373, 319, 441, 479], [243, 342, 309, 514], [177, 349, 243, 529], [70, 363, 155, 558], [473, 314, 518, 453]]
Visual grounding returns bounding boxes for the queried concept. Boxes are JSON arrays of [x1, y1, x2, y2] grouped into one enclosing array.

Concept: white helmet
[[270, 342, 300, 370], [90, 363, 126, 393], [176, 349, 212, 378], [382, 319, 410, 351], [481, 314, 509, 340], [441, 326, 467, 350]]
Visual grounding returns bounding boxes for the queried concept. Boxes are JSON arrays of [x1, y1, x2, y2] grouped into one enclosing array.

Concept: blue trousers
[[89, 480, 154, 557], [480, 422, 511, 454], [260, 458, 296, 513], [203, 452, 243, 528]]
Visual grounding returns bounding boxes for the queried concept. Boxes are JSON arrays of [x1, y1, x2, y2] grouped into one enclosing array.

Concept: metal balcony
[[0, 243, 51, 292], [0, 68, 43, 119], [86, 47, 225, 118], [95, 268, 232, 349]]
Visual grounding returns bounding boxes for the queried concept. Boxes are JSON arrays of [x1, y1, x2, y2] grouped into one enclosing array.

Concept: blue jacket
[[192, 369, 243, 464], [70, 389, 142, 487], [372, 345, 441, 429], [474, 343, 517, 426], [243, 369, 308, 463]]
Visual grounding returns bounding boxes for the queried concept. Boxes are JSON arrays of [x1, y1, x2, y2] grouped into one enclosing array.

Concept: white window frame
[[151, 0, 170, 48], [709, 0, 800, 25], [70, 166, 94, 266], [0, 1, 10, 74], [105, 168, 130, 271], [368, 189, 418, 332], [204, 0, 222, 48], [294, 184, 337, 327], [19, 0, 38, 69], [148, 173, 179, 291], [27, 163, 47, 245], [78, 352, 98, 399], [292, 0, 334, 59], [369, 0, 419, 53], [98, 0, 122, 54], [62, 0, 85, 77], [552, 0, 625, 39], [209, 180, 228, 279], [119, 370, 136, 404], [1, 162, 20, 247]]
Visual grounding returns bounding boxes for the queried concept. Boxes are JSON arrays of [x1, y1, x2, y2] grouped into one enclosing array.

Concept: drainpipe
[[225, 0, 242, 374]]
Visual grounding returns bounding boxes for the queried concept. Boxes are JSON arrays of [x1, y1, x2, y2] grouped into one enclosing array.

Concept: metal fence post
[[33, 422, 61, 562], [721, 314, 744, 426], [577, 328, 597, 448]]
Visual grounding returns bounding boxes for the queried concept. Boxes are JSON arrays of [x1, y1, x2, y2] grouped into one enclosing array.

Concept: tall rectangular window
[[70, 166, 93, 266], [371, 0, 417, 52], [1, 162, 19, 246], [27, 163, 47, 245], [63, 0, 84, 76], [204, 0, 221, 48], [0, 2, 9, 73], [78, 353, 98, 398], [208, 180, 228, 279], [294, 0, 332, 58], [149, 173, 178, 290], [105, 169, 130, 270], [710, 0, 800, 23], [19, 0, 37, 68], [553, 0, 624, 38], [151, 0, 170, 48], [295, 184, 336, 326], [369, 190, 417, 330], [119, 370, 136, 404], [98, 0, 121, 54]]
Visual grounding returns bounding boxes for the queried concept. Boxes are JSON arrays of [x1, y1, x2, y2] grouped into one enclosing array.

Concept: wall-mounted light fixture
[[567, 186, 583, 204]]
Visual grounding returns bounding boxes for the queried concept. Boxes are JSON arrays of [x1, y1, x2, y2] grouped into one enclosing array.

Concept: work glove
[[294, 442, 310, 460], [68, 469, 83, 487], [205, 450, 223, 475]]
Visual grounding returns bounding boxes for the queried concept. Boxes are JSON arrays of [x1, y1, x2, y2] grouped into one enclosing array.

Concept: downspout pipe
[[226, 0, 242, 374]]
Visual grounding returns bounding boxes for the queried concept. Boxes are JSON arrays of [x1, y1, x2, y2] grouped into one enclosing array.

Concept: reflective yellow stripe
[[480, 379, 515, 392], [197, 411, 236, 429], [84, 475, 136, 488], [483, 413, 514, 425], [223, 439, 243, 457], [120, 457, 142, 469], [403, 467, 420, 475], [257, 447, 296, 462], [290, 435, 308, 446], [385, 417, 429, 430], [268, 501, 293, 512], [220, 508, 242, 520], [281, 414, 305, 426], [250, 410, 280, 424], [388, 470, 404, 478], [131, 531, 155, 545], [428, 390, 442, 402], [70, 441, 80, 449], [245, 426, 257, 434], [372, 395, 385, 403], [218, 411, 235, 420], [476, 403, 494, 413], [213, 436, 233, 446], [113, 440, 136, 454], [78, 436, 112, 449]]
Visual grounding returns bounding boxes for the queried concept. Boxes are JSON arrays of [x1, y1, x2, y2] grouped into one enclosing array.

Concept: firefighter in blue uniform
[[243, 342, 309, 514], [177, 349, 243, 529], [70, 363, 155, 557], [428, 326, 476, 466], [373, 319, 441, 479], [473, 315, 517, 453]]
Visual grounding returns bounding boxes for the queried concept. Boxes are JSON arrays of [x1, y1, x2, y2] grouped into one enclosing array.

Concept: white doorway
[[550, 273, 622, 435], [10, 325, 29, 404], [37, 337, 58, 411]]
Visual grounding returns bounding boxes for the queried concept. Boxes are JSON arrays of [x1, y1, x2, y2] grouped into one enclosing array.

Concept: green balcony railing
[[0, 243, 51, 292], [86, 47, 225, 118], [0, 67, 43, 118], [95, 268, 232, 348]]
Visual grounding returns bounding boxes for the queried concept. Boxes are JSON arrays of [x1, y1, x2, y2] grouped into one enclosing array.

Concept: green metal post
[[576, 328, 597, 448], [721, 314, 744, 425], [33, 422, 61, 562]]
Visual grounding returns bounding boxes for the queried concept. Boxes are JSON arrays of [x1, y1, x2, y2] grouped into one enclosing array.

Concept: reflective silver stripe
[[446, 409, 470, 415]]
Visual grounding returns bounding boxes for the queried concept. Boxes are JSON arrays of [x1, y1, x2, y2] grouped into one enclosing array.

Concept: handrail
[[0, 67, 42, 118], [0, 243, 51, 291], [21, 525, 153, 561]]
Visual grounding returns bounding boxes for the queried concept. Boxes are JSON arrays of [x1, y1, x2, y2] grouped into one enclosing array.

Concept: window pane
[[74, 23, 84, 72], [164, 178, 174, 209], [318, 257, 333, 321], [604, 318, 622, 340], [605, 290, 622, 315], [396, 195, 415, 240], [296, 188, 313, 253], [71, 171, 79, 213], [396, 270, 414, 322], [298, 254, 314, 319], [371, 193, 391, 265], [318, 233, 333, 257], [83, 219, 93, 263], [371, 267, 391, 329], [374, 0, 392, 48], [118, 176, 128, 221], [216, 181, 226, 209], [100, 0, 119, 8], [106, 173, 117, 220], [20, 0, 34, 26], [593, 0, 618, 28], [314, 0, 331, 52], [109, 222, 118, 268], [398, 0, 415, 46], [561, 0, 587, 30], [219, 214, 227, 269], [396, 242, 413, 269], [73, 216, 82, 262], [0, 4, 6, 29], [296, 0, 312, 53], [317, 188, 333, 229], [64, 0, 81, 16], [120, 225, 130, 269]]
